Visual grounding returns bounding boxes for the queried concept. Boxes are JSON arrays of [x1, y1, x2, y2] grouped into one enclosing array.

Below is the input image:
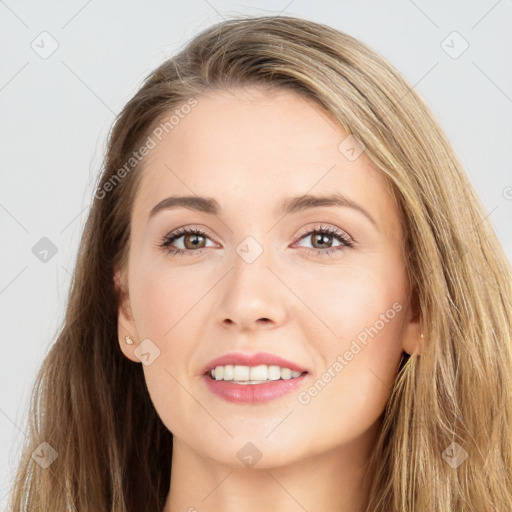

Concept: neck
[[162, 418, 381, 512]]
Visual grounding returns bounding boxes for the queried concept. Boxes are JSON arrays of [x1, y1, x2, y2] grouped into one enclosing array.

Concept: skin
[[115, 86, 421, 512]]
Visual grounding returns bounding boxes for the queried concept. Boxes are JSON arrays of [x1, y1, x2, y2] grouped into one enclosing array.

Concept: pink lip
[[201, 352, 309, 404], [201, 352, 308, 375], [203, 372, 308, 403]]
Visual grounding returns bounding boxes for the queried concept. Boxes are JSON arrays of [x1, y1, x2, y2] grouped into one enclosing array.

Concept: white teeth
[[250, 365, 267, 380], [223, 365, 234, 380], [268, 365, 281, 380], [281, 368, 292, 380], [233, 365, 250, 381], [210, 364, 303, 382]]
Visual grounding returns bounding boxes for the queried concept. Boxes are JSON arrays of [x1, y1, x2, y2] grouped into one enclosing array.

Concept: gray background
[[1, 0, 511, 507]]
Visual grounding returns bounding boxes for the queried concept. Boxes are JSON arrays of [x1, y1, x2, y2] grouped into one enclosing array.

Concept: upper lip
[[202, 352, 309, 375]]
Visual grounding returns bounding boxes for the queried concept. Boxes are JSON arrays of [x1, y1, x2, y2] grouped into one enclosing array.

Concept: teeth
[[210, 364, 303, 382], [233, 365, 250, 381], [223, 365, 234, 380], [268, 365, 281, 380]]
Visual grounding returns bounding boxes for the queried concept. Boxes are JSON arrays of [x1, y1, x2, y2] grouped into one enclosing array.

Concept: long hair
[[8, 15, 512, 511]]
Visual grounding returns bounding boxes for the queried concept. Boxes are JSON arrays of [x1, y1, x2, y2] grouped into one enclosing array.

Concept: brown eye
[[183, 232, 206, 249], [160, 227, 215, 256], [310, 232, 335, 249], [294, 225, 354, 256]]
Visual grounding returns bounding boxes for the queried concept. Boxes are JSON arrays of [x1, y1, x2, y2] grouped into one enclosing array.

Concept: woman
[[8, 14, 512, 512]]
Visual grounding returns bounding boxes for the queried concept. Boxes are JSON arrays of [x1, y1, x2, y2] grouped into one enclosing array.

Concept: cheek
[[291, 256, 406, 348], [294, 328, 403, 452], [129, 264, 211, 434], [130, 261, 207, 338], [288, 262, 406, 434]]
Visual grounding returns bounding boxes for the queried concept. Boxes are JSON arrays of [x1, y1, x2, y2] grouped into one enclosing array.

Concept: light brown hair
[[8, 14, 512, 511]]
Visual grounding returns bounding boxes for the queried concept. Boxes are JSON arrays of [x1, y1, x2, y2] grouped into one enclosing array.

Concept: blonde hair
[[8, 15, 512, 511]]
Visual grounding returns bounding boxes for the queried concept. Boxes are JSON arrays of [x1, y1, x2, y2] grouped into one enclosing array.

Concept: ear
[[401, 294, 423, 356], [113, 267, 141, 363]]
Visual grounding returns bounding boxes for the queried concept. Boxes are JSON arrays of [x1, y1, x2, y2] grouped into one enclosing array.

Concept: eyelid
[[160, 222, 355, 257], [294, 223, 353, 242], [164, 224, 217, 238], [162, 225, 219, 247], [162, 223, 352, 245]]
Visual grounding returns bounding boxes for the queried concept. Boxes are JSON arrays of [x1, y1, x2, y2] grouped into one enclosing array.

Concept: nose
[[215, 245, 289, 332]]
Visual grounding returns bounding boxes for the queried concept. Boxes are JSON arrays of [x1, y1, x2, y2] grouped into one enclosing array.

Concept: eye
[[159, 224, 354, 257], [159, 227, 217, 256], [293, 224, 354, 256]]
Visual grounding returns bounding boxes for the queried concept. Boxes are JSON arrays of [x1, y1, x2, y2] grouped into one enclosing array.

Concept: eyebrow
[[148, 193, 378, 228]]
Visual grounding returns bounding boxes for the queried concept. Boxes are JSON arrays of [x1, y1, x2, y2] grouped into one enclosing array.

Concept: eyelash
[[159, 224, 354, 257]]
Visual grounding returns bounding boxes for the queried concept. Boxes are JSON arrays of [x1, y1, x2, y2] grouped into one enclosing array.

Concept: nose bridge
[[233, 233, 272, 289], [215, 232, 288, 328]]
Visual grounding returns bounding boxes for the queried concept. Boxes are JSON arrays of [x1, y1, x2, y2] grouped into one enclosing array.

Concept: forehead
[[133, 86, 400, 236]]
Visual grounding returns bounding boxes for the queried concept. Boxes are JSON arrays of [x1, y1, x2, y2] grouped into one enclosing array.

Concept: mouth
[[205, 364, 308, 384], [201, 352, 310, 403], [202, 351, 309, 377], [202, 366, 309, 403]]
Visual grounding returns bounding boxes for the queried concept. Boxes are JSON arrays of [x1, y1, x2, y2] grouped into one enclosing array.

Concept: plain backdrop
[[1, 0, 511, 507]]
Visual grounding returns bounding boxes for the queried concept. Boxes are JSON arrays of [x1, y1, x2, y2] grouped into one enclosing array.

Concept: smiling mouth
[[206, 364, 307, 384]]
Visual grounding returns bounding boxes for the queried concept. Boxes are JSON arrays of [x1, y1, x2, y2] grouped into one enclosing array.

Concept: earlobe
[[401, 299, 423, 356], [402, 331, 422, 356], [113, 269, 140, 363]]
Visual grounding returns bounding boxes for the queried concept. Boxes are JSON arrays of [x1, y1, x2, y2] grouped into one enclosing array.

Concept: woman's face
[[116, 86, 420, 468]]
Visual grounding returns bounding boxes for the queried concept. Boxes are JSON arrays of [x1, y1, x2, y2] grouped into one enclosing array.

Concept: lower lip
[[203, 373, 308, 403]]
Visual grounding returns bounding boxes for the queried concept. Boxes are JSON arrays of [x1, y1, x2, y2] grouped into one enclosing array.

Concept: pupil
[[185, 234, 204, 249], [314, 233, 331, 248]]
